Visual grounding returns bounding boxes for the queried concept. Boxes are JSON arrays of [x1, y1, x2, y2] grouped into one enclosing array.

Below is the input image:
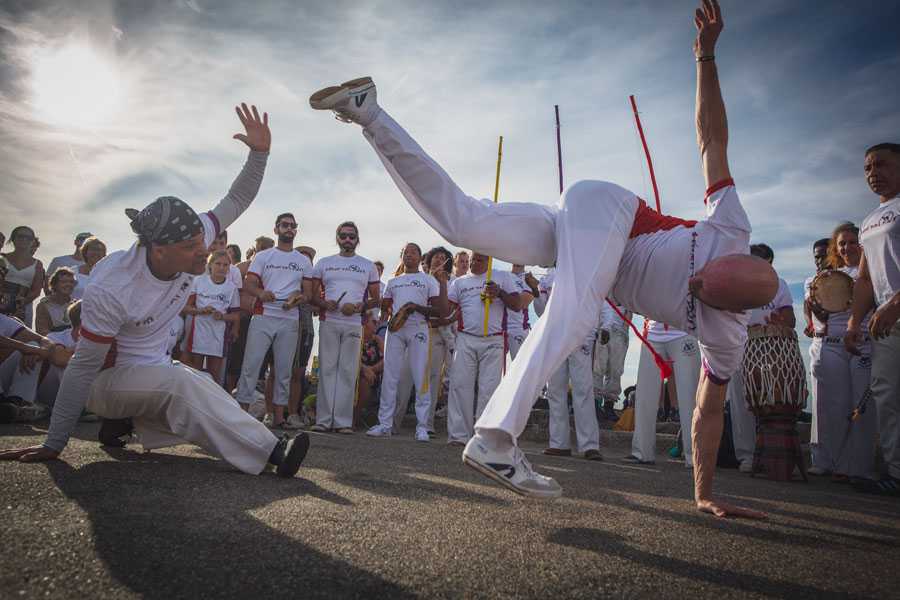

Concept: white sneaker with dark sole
[[462, 435, 562, 499], [309, 77, 381, 126]]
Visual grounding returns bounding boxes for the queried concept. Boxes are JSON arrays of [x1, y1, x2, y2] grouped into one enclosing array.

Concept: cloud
[[1, 0, 897, 390]]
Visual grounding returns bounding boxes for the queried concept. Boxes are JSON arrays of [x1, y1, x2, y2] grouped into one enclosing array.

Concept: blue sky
[[1, 0, 898, 387]]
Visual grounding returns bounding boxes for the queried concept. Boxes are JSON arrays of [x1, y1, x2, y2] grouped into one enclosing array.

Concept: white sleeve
[[229, 287, 241, 310], [43, 337, 111, 453], [501, 273, 519, 295], [776, 279, 793, 307], [448, 279, 459, 305], [427, 276, 440, 300], [384, 280, 394, 300], [206, 151, 269, 234], [248, 251, 267, 280]]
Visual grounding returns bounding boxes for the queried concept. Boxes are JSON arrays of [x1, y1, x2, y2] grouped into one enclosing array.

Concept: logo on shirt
[[415, 332, 427, 344], [682, 340, 698, 356], [862, 210, 898, 236], [265, 262, 304, 272], [325, 264, 366, 274]]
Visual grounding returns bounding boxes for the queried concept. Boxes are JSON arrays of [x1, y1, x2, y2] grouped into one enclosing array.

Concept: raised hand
[[693, 0, 723, 58], [232, 103, 271, 152]]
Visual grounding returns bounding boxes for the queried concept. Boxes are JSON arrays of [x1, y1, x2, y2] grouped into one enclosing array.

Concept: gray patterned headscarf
[[125, 196, 203, 245]]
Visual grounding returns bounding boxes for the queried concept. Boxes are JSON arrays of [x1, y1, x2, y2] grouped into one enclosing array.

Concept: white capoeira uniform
[[309, 254, 380, 429], [594, 300, 630, 404], [806, 266, 876, 478], [860, 195, 900, 480], [632, 321, 701, 465], [184, 274, 240, 358], [0, 314, 38, 402], [375, 272, 439, 436], [235, 248, 311, 408], [446, 271, 520, 444], [42, 150, 281, 474], [726, 276, 794, 468], [361, 110, 751, 447], [505, 272, 531, 360], [547, 298, 600, 454]]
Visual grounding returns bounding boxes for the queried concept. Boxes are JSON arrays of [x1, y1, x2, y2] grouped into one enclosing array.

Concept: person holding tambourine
[[805, 222, 877, 482]]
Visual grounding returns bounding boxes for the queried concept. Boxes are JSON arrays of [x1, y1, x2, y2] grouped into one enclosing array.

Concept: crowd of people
[[1, 0, 898, 515]]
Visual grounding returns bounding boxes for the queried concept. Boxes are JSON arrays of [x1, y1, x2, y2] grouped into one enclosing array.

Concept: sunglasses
[[338, 233, 358, 240], [278, 222, 298, 229]]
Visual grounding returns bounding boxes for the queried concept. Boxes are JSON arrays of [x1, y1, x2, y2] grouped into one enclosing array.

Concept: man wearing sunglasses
[[307, 222, 381, 433], [236, 213, 313, 430]]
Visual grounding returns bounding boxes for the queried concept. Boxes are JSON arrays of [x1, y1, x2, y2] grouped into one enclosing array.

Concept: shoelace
[[513, 447, 541, 479], [333, 110, 355, 124]]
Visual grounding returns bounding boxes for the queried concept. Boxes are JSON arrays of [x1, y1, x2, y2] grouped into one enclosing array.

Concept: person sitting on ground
[[355, 316, 384, 429], [35, 267, 76, 335]]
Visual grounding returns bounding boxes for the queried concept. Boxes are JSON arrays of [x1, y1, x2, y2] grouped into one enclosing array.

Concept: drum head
[[810, 270, 853, 313]]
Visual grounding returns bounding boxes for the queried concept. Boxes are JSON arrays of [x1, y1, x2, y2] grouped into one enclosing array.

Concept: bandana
[[125, 196, 203, 245]]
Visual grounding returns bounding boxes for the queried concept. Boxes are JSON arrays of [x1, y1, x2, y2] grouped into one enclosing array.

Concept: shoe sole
[[276, 432, 310, 478], [462, 454, 562, 500], [309, 77, 373, 109]]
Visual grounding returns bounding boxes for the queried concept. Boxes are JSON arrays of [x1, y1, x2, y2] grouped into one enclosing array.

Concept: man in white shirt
[[727, 243, 795, 473], [235, 212, 312, 430], [846, 142, 900, 495], [44, 232, 91, 293], [308, 222, 381, 433], [446, 252, 521, 445], [0, 104, 310, 478], [310, 0, 773, 517], [594, 300, 631, 420], [541, 270, 601, 460], [627, 321, 700, 467]]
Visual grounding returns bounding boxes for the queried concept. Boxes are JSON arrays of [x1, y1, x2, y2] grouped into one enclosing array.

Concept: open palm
[[233, 103, 271, 152], [693, 0, 723, 58]]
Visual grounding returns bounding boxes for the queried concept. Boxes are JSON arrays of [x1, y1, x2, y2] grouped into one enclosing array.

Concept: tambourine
[[808, 269, 853, 314], [388, 302, 416, 332]]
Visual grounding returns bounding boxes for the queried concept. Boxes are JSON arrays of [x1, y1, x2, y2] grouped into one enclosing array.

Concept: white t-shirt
[[185, 274, 240, 357], [860, 195, 900, 306], [78, 212, 218, 368], [747, 277, 793, 327], [0, 313, 25, 338], [611, 182, 751, 379], [384, 272, 440, 327], [448, 271, 520, 336], [71, 268, 92, 300], [228, 264, 243, 290], [46, 255, 83, 279], [646, 320, 687, 343], [309, 254, 380, 325], [247, 247, 312, 319], [505, 272, 532, 336]]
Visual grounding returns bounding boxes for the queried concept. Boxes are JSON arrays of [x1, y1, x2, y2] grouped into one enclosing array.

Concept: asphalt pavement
[[1, 421, 898, 599]]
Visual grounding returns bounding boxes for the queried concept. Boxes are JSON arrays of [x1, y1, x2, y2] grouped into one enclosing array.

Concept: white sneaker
[[462, 435, 562, 499], [309, 77, 381, 126], [415, 429, 430, 443], [739, 461, 753, 473], [366, 424, 392, 438], [262, 413, 275, 428], [283, 414, 304, 430]]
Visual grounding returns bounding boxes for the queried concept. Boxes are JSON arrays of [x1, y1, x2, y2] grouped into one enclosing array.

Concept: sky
[[1, 0, 899, 388]]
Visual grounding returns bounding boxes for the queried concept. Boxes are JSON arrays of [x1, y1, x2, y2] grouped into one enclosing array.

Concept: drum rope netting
[[740, 326, 808, 411]]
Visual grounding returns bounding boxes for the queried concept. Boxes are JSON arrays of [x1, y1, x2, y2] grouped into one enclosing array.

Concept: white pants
[[632, 335, 700, 465], [507, 330, 528, 361], [0, 351, 41, 403], [872, 324, 900, 479], [548, 340, 600, 453], [808, 338, 877, 478], [88, 362, 278, 474], [235, 315, 298, 407], [317, 320, 362, 429], [593, 329, 629, 403], [391, 351, 414, 432], [379, 323, 431, 434], [725, 375, 757, 466], [447, 333, 504, 443], [364, 110, 700, 445]]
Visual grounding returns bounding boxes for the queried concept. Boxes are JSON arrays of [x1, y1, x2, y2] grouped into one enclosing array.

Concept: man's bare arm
[[845, 253, 877, 354], [694, 0, 730, 189]]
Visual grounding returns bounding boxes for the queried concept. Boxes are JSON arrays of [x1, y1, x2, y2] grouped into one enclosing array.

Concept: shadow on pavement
[[548, 527, 874, 600], [43, 455, 414, 600]]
